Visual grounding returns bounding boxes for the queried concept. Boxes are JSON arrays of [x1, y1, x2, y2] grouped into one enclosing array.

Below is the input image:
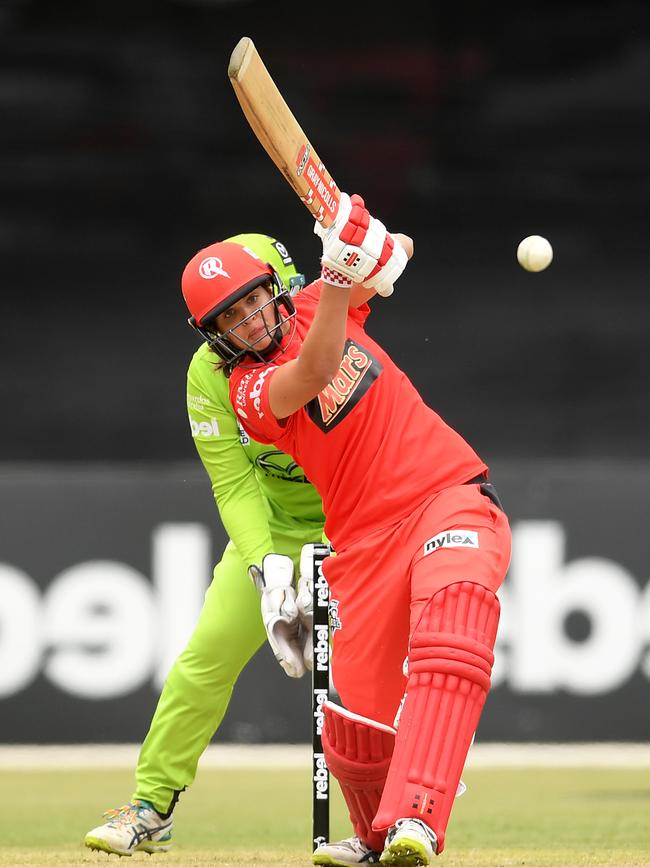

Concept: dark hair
[[210, 349, 236, 377]]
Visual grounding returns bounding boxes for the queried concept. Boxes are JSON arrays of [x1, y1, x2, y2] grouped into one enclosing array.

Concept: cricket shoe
[[312, 834, 381, 865], [379, 818, 438, 865], [84, 799, 173, 856]]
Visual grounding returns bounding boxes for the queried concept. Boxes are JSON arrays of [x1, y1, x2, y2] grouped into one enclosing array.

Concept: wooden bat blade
[[228, 36, 340, 227]]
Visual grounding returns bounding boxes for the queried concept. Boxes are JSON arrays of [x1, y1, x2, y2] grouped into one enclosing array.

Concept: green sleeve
[[186, 347, 273, 568]]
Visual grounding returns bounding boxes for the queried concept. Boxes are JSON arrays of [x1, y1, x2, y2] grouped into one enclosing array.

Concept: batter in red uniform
[[181, 194, 512, 866]]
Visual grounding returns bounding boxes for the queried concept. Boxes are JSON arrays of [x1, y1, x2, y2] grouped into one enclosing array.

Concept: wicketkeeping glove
[[314, 193, 408, 297], [249, 554, 306, 678], [296, 573, 313, 671]]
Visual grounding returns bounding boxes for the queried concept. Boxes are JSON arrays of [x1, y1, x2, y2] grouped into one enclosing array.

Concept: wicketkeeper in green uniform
[[85, 234, 326, 856]]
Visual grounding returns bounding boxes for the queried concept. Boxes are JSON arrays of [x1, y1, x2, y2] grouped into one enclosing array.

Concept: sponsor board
[[0, 460, 648, 741]]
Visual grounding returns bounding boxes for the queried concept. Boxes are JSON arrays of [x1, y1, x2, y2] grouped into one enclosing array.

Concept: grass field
[[1, 764, 649, 866]]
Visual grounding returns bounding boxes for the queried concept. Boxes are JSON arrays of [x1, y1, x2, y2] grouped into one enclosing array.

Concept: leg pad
[[373, 581, 500, 853], [322, 701, 395, 853]]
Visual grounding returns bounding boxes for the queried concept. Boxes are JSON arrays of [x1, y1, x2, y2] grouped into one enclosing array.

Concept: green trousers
[[133, 525, 319, 814]]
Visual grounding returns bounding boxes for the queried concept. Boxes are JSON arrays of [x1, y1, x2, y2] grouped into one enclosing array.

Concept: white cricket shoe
[[312, 834, 381, 865], [84, 799, 173, 856], [379, 818, 438, 865]]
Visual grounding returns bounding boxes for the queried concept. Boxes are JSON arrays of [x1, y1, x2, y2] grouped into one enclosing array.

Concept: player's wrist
[[320, 264, 354, 289]]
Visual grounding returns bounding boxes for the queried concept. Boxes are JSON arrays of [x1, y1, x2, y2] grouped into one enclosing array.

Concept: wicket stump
[[311, 543, 331, 850]]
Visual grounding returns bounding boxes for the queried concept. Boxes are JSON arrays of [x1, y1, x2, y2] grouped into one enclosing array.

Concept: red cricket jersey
[[229, 282, 488, 552]]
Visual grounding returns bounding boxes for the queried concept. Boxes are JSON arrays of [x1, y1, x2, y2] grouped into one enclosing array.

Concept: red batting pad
[[372, 582, 500, 854], [323, 701, 396, 853]]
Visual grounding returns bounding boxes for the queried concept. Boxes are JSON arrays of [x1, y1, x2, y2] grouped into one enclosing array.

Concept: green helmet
[[224, 232, 305, 294]]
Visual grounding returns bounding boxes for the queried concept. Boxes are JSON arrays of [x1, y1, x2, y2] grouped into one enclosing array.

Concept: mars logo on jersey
[[307, 339, 382, 432]]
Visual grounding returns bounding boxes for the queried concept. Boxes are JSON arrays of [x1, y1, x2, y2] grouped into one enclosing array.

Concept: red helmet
[[182, 241, 274, 326], [181, 240, 296, 364]]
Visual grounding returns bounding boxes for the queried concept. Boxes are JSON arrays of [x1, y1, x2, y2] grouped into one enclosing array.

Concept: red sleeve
[[349, 301, 371, 326], [229, 365, 286, 444]]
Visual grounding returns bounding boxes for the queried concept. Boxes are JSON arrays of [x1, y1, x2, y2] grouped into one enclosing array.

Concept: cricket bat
[[228, 36, 341, 228]]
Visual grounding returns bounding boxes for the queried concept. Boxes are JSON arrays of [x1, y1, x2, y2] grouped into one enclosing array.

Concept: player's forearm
[[296, 282, 350, 385], [195, 440, 274, 566], [218, 493, 274, 567], [267, 282, 350, 420], [349, 284, 376, 308]]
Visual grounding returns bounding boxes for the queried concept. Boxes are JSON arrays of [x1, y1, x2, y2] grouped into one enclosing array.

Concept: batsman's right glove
[[314, 192, 408, 297], [249, 554, 306, 679]]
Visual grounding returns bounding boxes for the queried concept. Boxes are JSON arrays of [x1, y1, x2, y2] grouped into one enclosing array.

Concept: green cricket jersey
[[186, 343, 325, 569]]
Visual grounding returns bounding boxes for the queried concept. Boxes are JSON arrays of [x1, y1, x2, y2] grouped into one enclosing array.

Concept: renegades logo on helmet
[[198, 256, 230, 280]]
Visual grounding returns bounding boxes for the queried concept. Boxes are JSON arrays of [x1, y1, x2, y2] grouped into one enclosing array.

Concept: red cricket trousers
[[322, 481, 512, 728]]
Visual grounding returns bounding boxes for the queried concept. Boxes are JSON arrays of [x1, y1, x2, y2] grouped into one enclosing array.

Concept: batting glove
[[249, 554, 306, 678], [314, 193, 407, 297], [361, 231, 409, 298], [314, 193, 387, 285]]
